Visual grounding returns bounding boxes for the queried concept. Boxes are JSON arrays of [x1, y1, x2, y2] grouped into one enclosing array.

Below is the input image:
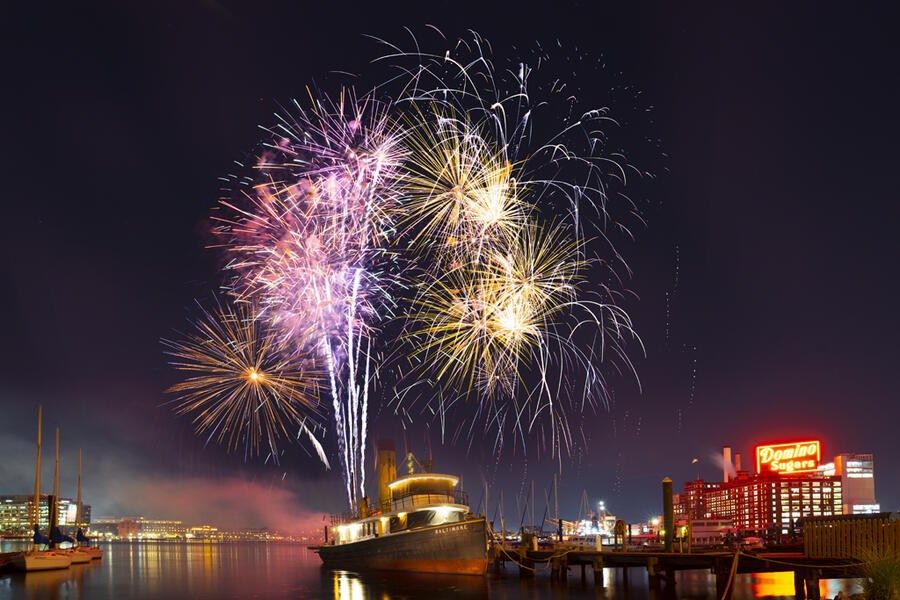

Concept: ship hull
[[316, 518, 487, 575]]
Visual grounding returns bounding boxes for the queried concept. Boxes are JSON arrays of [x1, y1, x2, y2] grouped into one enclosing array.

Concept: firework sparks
[[169, 30, 649, 508], [397, 109, 526, 255], [379, 30, 646, 460], [214, 90, 403, 513], [163, 300, 327, 465]]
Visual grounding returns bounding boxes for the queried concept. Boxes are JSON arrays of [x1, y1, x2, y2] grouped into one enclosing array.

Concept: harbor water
[[0, 541, 862, 599]]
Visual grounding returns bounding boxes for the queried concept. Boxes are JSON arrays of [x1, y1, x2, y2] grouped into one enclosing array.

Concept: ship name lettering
[[435, 525, 468, 534]]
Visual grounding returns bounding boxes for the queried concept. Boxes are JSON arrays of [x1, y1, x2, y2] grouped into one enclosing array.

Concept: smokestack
[[377, 440, 396, 513], [723, 446, 732, 483], [734, 453, 742, 472]]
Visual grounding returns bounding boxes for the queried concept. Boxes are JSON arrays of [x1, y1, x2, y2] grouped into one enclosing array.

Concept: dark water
[[0, 542, 861, 600]]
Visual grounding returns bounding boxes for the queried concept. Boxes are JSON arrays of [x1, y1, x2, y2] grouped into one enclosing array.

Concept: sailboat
[[12, 406, 73, 571], [74, 448, 103, 560], [48, 427, 91, 564]]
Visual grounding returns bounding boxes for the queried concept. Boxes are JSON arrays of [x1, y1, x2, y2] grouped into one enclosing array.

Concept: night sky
[[3, 1, 899, 531]]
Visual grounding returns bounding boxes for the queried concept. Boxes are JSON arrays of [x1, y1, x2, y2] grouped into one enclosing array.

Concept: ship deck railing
[[329, 489, 470, 524], [381, 489, 469, 514]]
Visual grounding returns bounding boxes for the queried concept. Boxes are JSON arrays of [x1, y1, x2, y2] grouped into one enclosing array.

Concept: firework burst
[[212, 90, 404, 512], [396, 109, 526, 255], [167, 30, 650, 507], [377, 30, 646, 459], [163, 300, 327, 464]]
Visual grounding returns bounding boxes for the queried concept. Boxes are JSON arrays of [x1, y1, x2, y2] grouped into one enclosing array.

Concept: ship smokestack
[[377, 440, 396, 513], [723, 446, 732, 483], [358, 497, 368, 519]]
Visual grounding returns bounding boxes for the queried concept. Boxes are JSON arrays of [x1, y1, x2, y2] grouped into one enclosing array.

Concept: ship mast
[[531, 480, 535, 530], [52, 427, 59, 547], [76, 448, 82, 532], [553, 473, 559, 522], [33, 405, 42, 529], [53, 427, 59, 516]]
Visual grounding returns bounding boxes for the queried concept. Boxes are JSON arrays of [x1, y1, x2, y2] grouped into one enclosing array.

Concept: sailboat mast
[[531, 480, 535, 529], [53, 428, 59, 507], [553, 473, 559, 522], [51, 426, 59, 546], [33, 405, 42, 528], [76, 449, 82, 530]]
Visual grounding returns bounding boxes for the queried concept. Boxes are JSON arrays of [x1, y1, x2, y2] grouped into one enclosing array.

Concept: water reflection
[[327, 568, 489, 600], [1, 560, 100, 600], [750, 571, 858, 599], [0, 542, 863, 600]]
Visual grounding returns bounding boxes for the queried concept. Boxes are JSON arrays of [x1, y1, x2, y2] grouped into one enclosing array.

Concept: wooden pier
[[489, 544, 864, 599]]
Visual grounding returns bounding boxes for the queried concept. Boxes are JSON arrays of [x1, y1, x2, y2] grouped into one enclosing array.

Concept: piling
[[518, 531, 534, 579], [714, 558, 734, 600], [662, 477, 674, 553], [794, 570, 806, 599], [647, 556, 661, 592], [592, 556, 604, 587], [805, 569, 821, 600]]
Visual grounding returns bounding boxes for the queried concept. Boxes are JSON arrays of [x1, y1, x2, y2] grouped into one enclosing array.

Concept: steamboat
[[314, 442, 488, 575]]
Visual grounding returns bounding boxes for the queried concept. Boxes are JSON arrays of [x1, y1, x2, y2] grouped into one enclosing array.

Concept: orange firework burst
[[163, 300, 327, 464]]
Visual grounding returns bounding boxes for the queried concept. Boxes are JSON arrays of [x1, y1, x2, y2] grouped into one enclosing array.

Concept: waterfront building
[[90, 517, 188, 539], [132, 518, 186, 539], [187, 525, 222, 541], [674, 440, 877, 535], [689, 519, 734, 544], [89, 517, 120, 538], [0, 494, 92, 535], [118, 518, 139, 538], [817, 453, 880, 514], [84, 517, 285, 541]]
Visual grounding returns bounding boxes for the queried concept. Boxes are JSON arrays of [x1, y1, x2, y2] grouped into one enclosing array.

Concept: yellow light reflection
[[752, 572, 849, 599]]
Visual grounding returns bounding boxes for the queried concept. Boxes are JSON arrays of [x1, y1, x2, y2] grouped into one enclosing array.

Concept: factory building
[[674, 440, 879, 535]]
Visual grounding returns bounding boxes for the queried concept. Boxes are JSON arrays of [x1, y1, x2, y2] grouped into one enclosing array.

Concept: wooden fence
[[804, 512, 900, 558]]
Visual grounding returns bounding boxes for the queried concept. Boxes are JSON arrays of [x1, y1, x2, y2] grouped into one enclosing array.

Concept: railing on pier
[[803, 512, 900, 558]]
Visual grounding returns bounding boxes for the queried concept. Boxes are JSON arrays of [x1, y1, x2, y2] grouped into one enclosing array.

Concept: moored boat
[[12, 407, 73, 572], [315, 442, 488, 575], [73, 449, 103, 560], [59, 549, 91, 564], [80, 546, 104, 560], [11, 551, 73, 571]]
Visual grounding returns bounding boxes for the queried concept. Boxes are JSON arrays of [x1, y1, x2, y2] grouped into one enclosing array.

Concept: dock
[[488, 545, 862, 599]]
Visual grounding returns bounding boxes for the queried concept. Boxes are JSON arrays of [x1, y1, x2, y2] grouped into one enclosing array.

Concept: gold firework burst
[[163, 300, 324, 459], [396, 108, 526, 253], [408, 222, 582, 395]]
